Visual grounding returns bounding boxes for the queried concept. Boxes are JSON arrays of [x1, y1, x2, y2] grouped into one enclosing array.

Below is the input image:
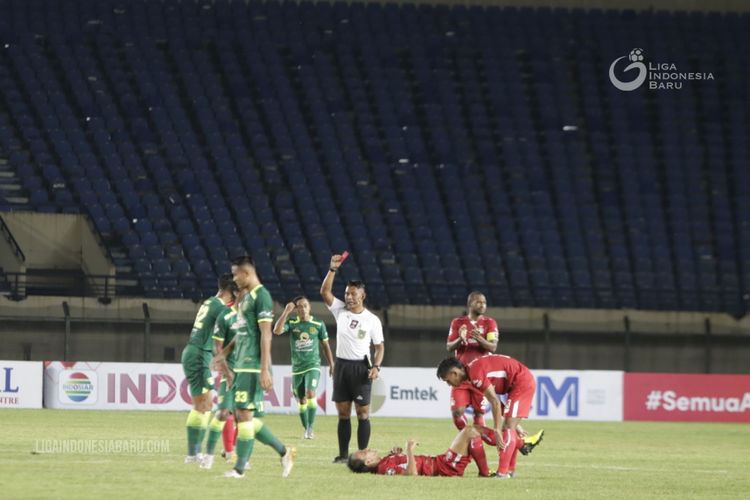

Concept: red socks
[[222, 414, 236, 453], [497, 429, 517, 474], [478, 425, 497, 446], [469, 436, 491, 476], [452, 413, 468, 431]]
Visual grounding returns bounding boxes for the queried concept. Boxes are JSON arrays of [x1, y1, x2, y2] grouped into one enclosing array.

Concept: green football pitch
[[1, 409, 748, 499]]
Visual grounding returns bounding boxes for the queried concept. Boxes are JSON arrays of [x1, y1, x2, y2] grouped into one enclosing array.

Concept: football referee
[[321, 253, 385, 463]]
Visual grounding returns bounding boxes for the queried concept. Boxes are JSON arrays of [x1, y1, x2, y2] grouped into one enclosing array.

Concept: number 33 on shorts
[[235, 391, 249, 403]]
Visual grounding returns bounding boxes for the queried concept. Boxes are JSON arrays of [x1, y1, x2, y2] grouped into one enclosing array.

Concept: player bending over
[[438, 355, 542, 479]]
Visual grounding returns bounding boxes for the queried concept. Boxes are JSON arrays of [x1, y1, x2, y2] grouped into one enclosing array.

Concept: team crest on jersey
[[472, 379, 482, 388], [357, 329, 366, 339], [349, 319, 359, 329], [308, 327, 316, 335]]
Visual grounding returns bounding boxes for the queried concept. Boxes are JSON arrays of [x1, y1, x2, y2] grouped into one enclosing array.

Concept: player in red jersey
[[346, 426, 492, 477], [445, 292, 498, 430], [437, 355, 538, 479]]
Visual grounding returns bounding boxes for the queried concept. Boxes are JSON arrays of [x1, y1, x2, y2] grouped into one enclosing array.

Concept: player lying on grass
[[348, 426, 493, 477]]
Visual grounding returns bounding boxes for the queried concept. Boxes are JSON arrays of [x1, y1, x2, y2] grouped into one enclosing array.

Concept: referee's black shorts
[[332, 358, 372, 405]]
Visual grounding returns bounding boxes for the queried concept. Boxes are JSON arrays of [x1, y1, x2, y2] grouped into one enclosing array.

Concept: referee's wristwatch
[[372, 365, 380, 371]]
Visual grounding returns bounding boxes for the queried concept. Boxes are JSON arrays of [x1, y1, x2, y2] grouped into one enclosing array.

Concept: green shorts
[[231, 371, 265, 412], [217, 375, 235, 412], [181, 345, 214, 397], [291, 368, 321, 400]]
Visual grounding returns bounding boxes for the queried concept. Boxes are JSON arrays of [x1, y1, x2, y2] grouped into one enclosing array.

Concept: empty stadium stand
[[0, 0, 747, 315]]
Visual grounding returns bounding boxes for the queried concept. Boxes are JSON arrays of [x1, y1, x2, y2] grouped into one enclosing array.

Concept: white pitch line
[[525, 462, 729, 474]]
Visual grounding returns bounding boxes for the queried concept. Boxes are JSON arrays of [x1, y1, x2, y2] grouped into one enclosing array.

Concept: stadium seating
[[0, 0, 747, 314]]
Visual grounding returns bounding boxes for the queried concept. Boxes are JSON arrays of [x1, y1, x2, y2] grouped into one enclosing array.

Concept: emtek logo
[[536, 376, 579, 416], [390, 386, 438, 401]]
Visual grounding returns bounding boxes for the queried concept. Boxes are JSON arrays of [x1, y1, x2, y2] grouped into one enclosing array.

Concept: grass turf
[[1, 409, 748, 499]]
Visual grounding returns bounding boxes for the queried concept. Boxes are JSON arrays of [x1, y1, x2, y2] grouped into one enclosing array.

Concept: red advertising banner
[[624, 373, 750, 423]]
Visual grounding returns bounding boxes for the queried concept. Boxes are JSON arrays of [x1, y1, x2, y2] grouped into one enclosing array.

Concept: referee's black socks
[[338, 418, 351, 458], [357, 418, 371, 450]]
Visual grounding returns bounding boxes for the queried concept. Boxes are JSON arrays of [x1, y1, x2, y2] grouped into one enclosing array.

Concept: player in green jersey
[[199, 304, 242, 469], [181, 273, 237, 465], [273, 296, 335, 439], [214, 256, 296, 478]]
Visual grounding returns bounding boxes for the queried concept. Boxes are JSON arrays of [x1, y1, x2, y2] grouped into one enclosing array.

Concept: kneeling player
[[347, 426, 490, 477]]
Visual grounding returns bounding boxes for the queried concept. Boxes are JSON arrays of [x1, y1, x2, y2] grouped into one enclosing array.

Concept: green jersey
[[282, 316, 328, 373], [212, 306, 241, 368], [187, 296, 227, 351], [233, 285, 274, 372]]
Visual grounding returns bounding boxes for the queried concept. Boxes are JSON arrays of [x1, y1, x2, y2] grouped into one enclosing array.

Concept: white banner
[[0, 361, 43, 409], [43, 361, 329, 414], [40, 362, 622, 421], [528, 370, 623, 421], [366, 368, 452, 418]]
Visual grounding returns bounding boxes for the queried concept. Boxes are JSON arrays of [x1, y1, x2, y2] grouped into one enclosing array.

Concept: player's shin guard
[[185, 409, 204, 456], [337, 418, 351, 458], [357, 418, 371, 450], [497, 429, 516, 475], [252, 418, 286, 457], [298, 402, 309, 430], [478, 425, 498, 446], [222, 414, 236, 453], [306, 399, 317, 429], [234, 421, 255, 473], [470, 436, 491, 477], [196, 412, 211, 450], [452, 413, 468, 431], [508, 436, 523, 473], [205, 417, 225, 455]]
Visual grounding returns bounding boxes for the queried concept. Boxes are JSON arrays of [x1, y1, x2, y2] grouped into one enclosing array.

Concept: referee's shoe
[[333, 455, 348, 464]]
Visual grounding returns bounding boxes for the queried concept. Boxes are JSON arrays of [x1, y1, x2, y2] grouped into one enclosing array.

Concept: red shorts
[[451, 381, 485, 414], [422, 449, 471, 477], [503, 371, 536, 419]]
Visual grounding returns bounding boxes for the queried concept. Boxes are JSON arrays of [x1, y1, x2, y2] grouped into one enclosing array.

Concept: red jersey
[[375, 449, 470, 477], [447, 315, 498, 364], [466, 354, 531, 395]]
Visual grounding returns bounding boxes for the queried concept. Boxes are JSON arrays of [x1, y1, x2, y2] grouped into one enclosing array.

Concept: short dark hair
[[347, 455, 376, 474], [436, 357, 464, 380], [291, 295, 307, 306], [218, 273, 238, 293], [346, 280, 366, 290], [467, 290, 485, 304], [231, 255, 255, 267]]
